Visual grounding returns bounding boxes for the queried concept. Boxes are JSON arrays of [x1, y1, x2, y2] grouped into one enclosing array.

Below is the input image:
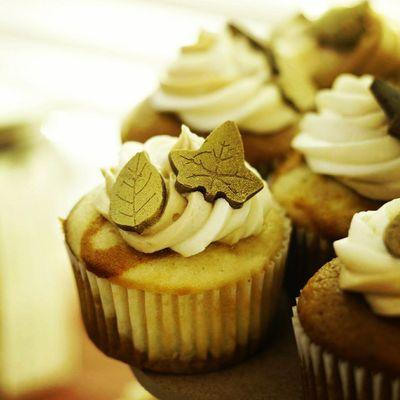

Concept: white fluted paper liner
[[67, 221, 290, 373], [292, 305, 400, 400], [285, 226, 334, 300]]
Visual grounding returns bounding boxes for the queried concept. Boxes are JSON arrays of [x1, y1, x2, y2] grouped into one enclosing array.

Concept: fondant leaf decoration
[[384, 212, 400, 259], [228, 22, 263, 50], [227, 22, 278, 74], [371, 79, 400, 119], [110, 151, 166, 233], [370, 78, 400, 140], [389, 114, 400, 139], [169, 121, 264, 209]]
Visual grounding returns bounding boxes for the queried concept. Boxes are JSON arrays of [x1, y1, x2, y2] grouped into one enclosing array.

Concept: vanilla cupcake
[[293, 199, 400, 399], [122, 28, 299, 170], [65, 121, 291, 373], [271, 74, 400, 297], [271, 2, 400, 111]]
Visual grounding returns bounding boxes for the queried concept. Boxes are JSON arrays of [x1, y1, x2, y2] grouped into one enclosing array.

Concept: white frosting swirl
[[94, 126, 273, 257], [151, 29, 297, 135], [293, 74, 400, 200], [334, 199, 400, 317]]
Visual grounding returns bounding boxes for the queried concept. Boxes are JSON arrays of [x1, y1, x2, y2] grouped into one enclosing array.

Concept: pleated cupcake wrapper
[[67, 219, 291, 373], [292, 305, 400, 400], [285, 225, 335, 300]]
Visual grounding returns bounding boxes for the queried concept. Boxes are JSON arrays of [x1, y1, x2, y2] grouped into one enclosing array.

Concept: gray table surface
[[132, 297, 302, 400]]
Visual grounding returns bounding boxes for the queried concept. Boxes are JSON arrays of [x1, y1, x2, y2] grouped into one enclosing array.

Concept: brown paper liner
[[285, 226, 335, 301], [67, 221, 290, 374], [292, 305, 400, 400]]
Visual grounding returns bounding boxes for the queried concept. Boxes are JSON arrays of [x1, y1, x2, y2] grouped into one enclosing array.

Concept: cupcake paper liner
[[285, 225, 334, 301], [292, 305, 400, 400], [67, 219, 290, 373]]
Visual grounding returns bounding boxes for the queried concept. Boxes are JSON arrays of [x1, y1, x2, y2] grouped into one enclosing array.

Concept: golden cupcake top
[[271, 1, 400, 103], [151, 27, 297, 134], [97, 121, 273, 257], [64, 122, 290, 293]]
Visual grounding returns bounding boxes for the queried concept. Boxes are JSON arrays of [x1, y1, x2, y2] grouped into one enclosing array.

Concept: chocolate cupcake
[[64, 121, 291, 373], [121, 28, 299, 171], [293, 199, 400, 399], [271, 74, 400, 297]]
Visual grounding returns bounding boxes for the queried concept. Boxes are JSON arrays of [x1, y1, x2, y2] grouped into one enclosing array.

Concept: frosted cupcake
[[121, 27, 298, 170], [64, 121, 291, 373], [271, 74, 400, 296], [293, 199, 400, 399], [271, 2, 400, 110]]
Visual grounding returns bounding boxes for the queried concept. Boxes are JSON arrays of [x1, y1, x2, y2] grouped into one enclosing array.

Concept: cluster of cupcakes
[[63, 1, 400, 398]]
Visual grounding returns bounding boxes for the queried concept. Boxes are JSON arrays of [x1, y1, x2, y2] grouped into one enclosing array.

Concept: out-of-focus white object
[[0, 129, 79, 396], [0, 84, 49, 148], [117, 381, 156, 400], [41, 108, 120, 171], [0, 85, 47, 128]]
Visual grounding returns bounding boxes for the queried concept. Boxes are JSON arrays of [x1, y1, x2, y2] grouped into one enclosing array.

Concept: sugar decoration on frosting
[[110, 151, 166, 233], [370, 78, 400, 140], [169, 121, 263, 209], [227, 22, 278, 73], [384, 212, 400, 258]]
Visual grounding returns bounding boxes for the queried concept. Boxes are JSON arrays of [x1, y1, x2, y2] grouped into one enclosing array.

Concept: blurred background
[[0, 0, 399, 399]]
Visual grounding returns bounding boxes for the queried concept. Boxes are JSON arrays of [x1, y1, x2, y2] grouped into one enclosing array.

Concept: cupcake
[[64, 121, 291, 373], [121, 27, 299, 171], [271, 2, 400, 110], [271, 74, 400, 297], [293, 199, 400, 399]]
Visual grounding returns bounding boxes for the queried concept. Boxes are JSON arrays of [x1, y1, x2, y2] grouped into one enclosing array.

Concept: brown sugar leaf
[[384, 213, 400, 258], [110, 151, 166, 233], [370, 79, 400, 140], [227, 22, 279, 74], [169, 121, 264, 209], [370, 79, 400, 120]]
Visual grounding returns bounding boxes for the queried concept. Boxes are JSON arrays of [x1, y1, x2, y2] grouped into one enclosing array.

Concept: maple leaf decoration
[[227, 22, 278, 74], [370, 79, 400, 140], [169, 121, 264, 209], [110, 151, 166, 233], [384, 212, 400, 259]]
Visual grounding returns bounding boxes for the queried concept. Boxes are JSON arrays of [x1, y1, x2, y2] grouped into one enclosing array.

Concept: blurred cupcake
[[122, 27, 299, 171], [271, 74, 400, 297], [293, 199, 400, 399], [271, 2, 400, 110], [65, 121, 291, 373]]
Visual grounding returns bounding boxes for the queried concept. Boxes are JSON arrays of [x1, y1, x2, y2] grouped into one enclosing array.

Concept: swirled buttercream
[[151, 29, 297, 134], [94, 126, 274, 257], [293, 74, 400, 200], [334, 199, 400, 316]]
